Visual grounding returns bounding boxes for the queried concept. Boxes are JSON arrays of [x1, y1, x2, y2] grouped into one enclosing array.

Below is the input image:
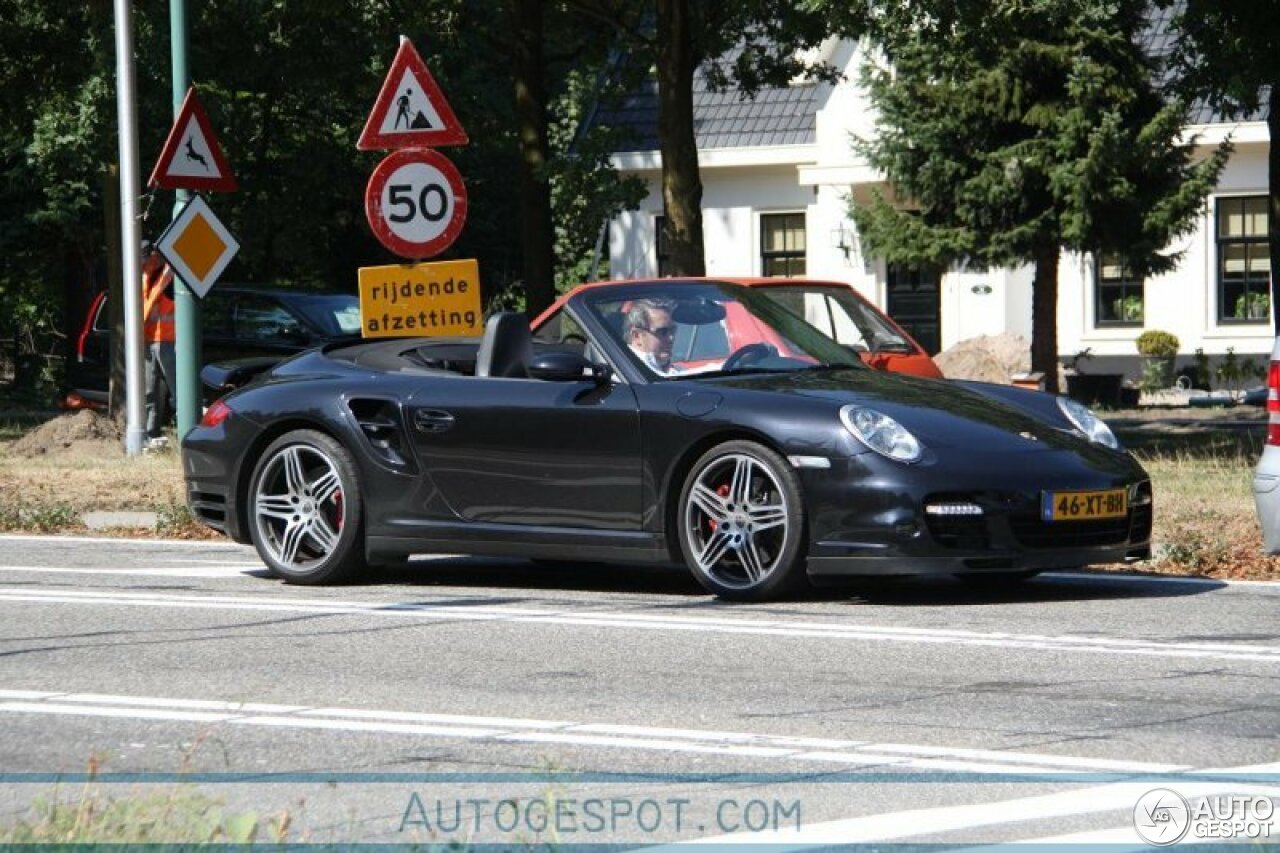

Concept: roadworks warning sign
[[357, 259, 482, 338]]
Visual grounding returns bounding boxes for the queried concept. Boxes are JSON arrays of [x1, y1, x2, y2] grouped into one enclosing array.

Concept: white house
[[601, 36, 1273, 379]]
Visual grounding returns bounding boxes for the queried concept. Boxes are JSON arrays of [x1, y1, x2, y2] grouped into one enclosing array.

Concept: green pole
[[170, 0, 201, 438]]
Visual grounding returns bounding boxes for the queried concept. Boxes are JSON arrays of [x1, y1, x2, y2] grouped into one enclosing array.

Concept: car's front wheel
[[247, 429, 365, 584], [676, 440, 807, 601]]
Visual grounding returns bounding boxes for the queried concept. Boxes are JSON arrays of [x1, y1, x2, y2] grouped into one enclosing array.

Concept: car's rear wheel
[[248, 429, 365, 584], [677, 441, 807, 601]]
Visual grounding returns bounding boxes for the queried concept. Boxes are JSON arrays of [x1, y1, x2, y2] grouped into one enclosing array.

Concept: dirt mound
[[9, 410, 124, 458], [935, 333, 1031, 384]]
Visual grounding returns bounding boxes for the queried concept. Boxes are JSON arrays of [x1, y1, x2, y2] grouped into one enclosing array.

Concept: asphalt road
[[0, 533, 1276, 846]]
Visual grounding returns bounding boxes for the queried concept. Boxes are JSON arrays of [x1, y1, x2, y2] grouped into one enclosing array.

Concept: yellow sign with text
[[358, 259, 482, 338]]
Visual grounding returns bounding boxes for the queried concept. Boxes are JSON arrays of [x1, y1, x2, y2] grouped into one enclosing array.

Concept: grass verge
[[0, 759, 290, 844]]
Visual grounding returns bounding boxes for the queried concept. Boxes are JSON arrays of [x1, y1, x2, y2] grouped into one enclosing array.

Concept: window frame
[[759, 212, 807, 278], [1093, 252, 1144, 329], [1216, 195, 1271, 325]]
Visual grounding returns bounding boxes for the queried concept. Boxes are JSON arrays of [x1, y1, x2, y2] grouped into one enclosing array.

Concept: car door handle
[[414, 409, 455, 433]]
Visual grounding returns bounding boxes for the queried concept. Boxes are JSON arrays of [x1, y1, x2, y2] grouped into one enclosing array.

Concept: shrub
[[1235, 291, 1270, 321], [1135, 330, 1179, 358]]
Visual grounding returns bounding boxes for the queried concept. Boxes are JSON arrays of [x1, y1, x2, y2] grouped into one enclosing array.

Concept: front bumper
[[799, 452, 1153, 578]]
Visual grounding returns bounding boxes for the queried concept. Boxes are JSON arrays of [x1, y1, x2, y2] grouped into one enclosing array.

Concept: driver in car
[[623, 298, 685, 376]]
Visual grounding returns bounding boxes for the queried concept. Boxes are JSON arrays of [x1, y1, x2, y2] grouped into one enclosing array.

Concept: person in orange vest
[[141, 242, 176, 445]]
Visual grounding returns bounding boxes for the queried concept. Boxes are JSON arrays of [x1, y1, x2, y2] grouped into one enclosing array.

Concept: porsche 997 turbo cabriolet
[[183, 279, 1152, 601]]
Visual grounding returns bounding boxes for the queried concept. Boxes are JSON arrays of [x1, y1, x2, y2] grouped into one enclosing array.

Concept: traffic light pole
[[170, 0, 201, 439]]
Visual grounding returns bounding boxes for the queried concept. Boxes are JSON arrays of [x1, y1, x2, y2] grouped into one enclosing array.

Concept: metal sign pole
[[170, 0, 201, 439], [112, 0, 146, 456]]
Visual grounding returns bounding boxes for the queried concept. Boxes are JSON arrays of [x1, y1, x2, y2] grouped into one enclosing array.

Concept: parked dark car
[[183, 278, 1151, 601], [68, 286, 362, 408]]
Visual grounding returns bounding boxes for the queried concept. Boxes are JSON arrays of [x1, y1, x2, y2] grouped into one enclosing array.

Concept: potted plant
[[1136, 330, 1179, 392], [1111, 294, 1143, 323], [1235, 292, 1270, 321]]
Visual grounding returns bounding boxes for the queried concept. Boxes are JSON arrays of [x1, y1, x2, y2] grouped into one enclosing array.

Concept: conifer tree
[[853, 0, 1225, 391]]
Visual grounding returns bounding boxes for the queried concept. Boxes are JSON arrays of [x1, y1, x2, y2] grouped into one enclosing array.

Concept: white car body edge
[[1252, 336, 1280, 552]]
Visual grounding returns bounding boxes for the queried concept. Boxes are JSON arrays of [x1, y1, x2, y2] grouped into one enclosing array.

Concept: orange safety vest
[[142, 264, 176, 343]]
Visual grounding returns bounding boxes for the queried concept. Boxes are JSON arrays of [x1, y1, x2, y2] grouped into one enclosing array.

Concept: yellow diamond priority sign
[[156, 195, 240, 299]]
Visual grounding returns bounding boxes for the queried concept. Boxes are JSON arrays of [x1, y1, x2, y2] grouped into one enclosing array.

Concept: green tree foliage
[[549, 67, 647, 291], [853, 0, 1226, 391], [0, 4, 143, 393], [1159, 0, 1280, 333], [0, 0, 646, 395]]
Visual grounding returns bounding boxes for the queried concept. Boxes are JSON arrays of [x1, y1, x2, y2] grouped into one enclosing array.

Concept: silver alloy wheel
[[683, 452, 790, 589], [253, 444, 345, 570]]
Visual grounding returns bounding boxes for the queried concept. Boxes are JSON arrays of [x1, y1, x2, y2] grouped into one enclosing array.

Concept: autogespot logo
[[1134, 788, 1191, 845]]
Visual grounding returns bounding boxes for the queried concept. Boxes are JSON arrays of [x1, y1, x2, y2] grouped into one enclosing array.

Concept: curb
[[81, 511, 159, 530]]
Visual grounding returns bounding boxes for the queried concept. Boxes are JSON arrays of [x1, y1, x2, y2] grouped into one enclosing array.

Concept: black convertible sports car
[[183, 279, 1151, 601]]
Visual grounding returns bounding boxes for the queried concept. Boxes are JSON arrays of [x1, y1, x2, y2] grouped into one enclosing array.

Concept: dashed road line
[[0, 688, 1190, 775], [0, 586, 1277, 663]]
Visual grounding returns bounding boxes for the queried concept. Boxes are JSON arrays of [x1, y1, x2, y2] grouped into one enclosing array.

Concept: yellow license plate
[[1042, 489, 1128, 522]]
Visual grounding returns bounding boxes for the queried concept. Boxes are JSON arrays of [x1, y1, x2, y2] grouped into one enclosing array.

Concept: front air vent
[[348, 398, 415, 472]]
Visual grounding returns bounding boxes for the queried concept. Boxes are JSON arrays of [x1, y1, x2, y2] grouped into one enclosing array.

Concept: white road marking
[[0, 533, 249, 550], [0, 688, 1192, 775], [899, 767, 1280, 849], [662, 778, 1280, 849], [0, 565, 263, 578], [0, 586, 1277, 664]]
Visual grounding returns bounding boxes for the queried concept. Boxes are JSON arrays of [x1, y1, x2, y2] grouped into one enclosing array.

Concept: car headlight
[[1057, 397, 1119, 448], [840, 405, 923, 462]]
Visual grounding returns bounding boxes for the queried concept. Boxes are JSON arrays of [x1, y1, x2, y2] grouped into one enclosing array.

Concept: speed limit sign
[[364, 148, 468, 259]]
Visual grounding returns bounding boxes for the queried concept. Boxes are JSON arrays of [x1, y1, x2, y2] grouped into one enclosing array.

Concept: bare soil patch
[[0, 411, 214, 538], [10, 410, 122, 458], [935, 333, 1030, 384]]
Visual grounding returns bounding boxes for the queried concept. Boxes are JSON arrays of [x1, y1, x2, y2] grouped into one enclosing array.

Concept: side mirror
[[528, 351, 610, 384]]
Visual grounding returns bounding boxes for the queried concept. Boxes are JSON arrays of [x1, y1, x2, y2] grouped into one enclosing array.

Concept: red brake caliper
[[333, 489, 344, 530], [707, 483, 731, 532]]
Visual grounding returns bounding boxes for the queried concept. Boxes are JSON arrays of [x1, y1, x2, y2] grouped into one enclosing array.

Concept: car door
[[409, 313, 644, 530], [409, 377, 643, 530], [198, 290, 238, 365], [229, 293, 312, 360], [71, 292, 110, 399]]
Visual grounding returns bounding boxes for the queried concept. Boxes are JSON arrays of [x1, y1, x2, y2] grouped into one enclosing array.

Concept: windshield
[[286, 293, 363, 337], [754, 285, 914, 353], [581, 281, 865, 379]]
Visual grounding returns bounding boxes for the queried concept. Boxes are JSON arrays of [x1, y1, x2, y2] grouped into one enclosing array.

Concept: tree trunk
[[509, 0, 556, 315], [656, 0, 705, 276], [1031, 244, 1061, 394], [1268, 101, 1280, 335]]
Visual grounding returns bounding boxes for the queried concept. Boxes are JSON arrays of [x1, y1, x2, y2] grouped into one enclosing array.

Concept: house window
[[761, 213, 806, 277], [654, 215, 672, 277], [1218, 196, 1271, 323], [1094, 253, 1143, 327]]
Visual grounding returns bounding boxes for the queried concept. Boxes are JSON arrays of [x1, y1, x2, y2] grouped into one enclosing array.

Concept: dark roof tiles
[[596, 68, 820, 153]]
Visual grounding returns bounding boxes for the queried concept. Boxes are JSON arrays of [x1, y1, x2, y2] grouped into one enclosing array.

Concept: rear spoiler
[[200, 357, 281, 394]]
